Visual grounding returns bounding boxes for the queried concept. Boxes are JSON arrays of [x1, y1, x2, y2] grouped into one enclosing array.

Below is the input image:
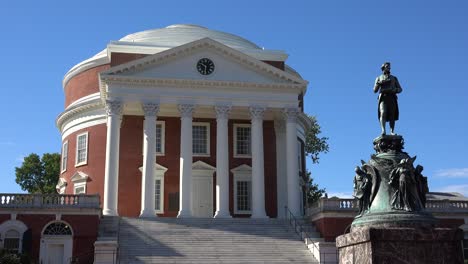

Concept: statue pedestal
[[336, 226, 463, 264], [339, 134, 464, 263]]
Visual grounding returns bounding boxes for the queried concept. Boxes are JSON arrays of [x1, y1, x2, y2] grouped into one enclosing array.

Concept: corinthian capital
[[142, 103, 160, 117], [249, 106, 266, 120], [215, 105, 232, 119], [283, 107, 299, 123], [178, 104, 195, 118], [105, 100, 123, 116]]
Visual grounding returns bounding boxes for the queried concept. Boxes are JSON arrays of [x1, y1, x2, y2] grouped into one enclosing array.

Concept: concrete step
[[117, 217, 319, 263]]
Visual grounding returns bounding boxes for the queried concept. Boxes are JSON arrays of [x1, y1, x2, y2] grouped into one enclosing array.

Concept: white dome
[[118, 24, 261, 50]]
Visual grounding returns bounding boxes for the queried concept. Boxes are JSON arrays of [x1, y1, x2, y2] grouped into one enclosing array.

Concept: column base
[[177, 210, 193, 218], [139, 210, 157, 218], [102, 208, 118, 216], [214, 211, 232, 218]]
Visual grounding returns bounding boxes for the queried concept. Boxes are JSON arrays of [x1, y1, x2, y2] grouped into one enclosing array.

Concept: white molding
[[192, 122, 210, 156], [63, 51, 108, 89], [74, 182, 86, 195], [192, 160, 216, 175], [57, 99, 104, 132], [56, 178, 67, 194], [61, 141, 68, 173], [66, 92, 101, 110], [233, 124, 252, 158], [75, 132, 89, 167], [138, 163, 168, 214]]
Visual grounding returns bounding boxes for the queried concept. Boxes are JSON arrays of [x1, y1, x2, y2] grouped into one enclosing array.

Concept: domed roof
[[63, 24, 288, 87], [118, 24, 261, 50]]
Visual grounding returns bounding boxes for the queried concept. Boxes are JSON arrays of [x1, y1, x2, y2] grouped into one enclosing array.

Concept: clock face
[[196, 58, 215, 75]]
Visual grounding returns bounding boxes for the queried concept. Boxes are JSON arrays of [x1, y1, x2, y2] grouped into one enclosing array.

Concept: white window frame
[[192, 122, 210, 157], [75, 132, 89, 167], [0, 220, 28, 254], [233, 124, 252, 158], [73, 182, 86, 195], [156, 121, 165, 156], [155, 176, 165, 214], [61, 141, 68, 173], [232, 165, 252, 215]]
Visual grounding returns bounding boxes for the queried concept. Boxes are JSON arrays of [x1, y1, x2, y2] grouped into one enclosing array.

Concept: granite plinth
[[336, 226, 463, 264]]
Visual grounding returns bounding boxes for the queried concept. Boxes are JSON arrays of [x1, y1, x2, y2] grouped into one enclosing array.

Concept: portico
[[95, 37, 309, 218]]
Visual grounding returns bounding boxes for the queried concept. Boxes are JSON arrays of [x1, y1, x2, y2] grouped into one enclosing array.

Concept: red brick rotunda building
[[56, 24, 311, 219]]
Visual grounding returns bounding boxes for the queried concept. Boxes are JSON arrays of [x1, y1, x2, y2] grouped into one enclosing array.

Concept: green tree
[[304, 115, 329, 204], [15, 153, 60, 194]]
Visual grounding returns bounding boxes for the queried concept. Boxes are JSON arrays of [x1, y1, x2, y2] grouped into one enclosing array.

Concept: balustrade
[[0, 194, 100, 208]]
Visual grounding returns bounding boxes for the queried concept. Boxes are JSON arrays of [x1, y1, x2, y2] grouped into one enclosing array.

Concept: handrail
[[284, 206, 337, 264]]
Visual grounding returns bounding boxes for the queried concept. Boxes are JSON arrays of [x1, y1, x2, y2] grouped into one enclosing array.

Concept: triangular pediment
[[70, 171, 89, 183], [192, 160, 216, 171], [100, 38, 307, 88], [230, 164, 252, 173], [138, 163, 169, 174]]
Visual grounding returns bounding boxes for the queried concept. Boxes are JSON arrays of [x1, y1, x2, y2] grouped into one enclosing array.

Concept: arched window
[[43, 222, 72, 236], [4, 229, 20, 253]]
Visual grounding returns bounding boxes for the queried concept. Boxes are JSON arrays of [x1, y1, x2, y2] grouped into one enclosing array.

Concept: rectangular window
[[3, 238, 19, 253], [75, 132, 88, 166], [192, 122, 210, 156], [74, 185, 86, 195], [236, 181, 251, 212], [234, 124, 251, 157], [154, 178, 164, 213], [156, 121, 165, 155], [61, 141, 68, 173], [298, 140, 303, 173]]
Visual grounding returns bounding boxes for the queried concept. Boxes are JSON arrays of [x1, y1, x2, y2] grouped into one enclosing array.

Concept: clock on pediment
[[196, 58, 215, 75]]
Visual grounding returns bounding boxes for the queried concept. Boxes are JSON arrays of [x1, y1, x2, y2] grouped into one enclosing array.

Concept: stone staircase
[[116, 217, 320, 263]]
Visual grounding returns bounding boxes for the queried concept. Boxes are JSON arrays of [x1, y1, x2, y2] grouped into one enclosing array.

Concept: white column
[[177, 104, 195, 218], [274, 120, 287, 218], [249, 106, 268, 218], [284, 108, 301, 216], [214, 105, 232, 218], [140, 103, 159, 218], [103, 100, 123, 216]]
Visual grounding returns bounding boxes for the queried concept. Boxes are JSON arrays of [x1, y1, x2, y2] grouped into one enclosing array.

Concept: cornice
[[99, 38, 308, 102], [63, 53, 109, 89], [56, 99, 104, 131]]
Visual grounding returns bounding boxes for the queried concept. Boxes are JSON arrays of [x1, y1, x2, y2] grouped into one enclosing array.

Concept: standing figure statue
[[373, 62, 403, 135], [353, 166, 372, 216], [389, 157, 424, 212]]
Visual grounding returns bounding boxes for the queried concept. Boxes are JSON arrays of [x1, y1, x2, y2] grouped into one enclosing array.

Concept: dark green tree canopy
[[305, 115, 329, 164], [15, 153, 60, 194], [304, 115, 329, 204]]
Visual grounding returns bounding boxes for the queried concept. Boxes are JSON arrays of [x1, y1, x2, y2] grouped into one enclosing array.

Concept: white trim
[[73, 182, 86, 195], [0, 220, 28, 253], [141, 121, 166, 156], [231, 164, 252, 215], [156, 121, 165, 156], [154, 178, 164, 214], [233, 124, 252, 158], [39, 221, 74, 264], [71, 171, 89, 195], [56, 178, 67, 194], [138, 164, 168, 214], [61, 141, 68, 173], [75, 132, 89, 167], [66, 92, 101, 110], [192, 122, 210, 156]]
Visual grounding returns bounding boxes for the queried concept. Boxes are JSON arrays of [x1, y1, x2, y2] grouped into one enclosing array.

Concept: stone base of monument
[[336, 225, 464, 264]]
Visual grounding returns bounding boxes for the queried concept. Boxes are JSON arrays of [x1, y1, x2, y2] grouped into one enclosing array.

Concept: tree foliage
[[305, 115, 329, 164], [304, 115, 329, 204], [15, 153, 60, 194]]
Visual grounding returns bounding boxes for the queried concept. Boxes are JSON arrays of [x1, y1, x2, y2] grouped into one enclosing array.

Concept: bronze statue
[[388, 157, 424, 211], [353, 166, 371, 216], [373, 62, 403, 135]]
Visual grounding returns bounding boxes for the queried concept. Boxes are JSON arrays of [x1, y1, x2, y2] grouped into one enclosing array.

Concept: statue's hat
[[381, 62, 391, 70]]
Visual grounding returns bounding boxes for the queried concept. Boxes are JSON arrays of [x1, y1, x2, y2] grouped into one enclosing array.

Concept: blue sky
[[0, 0, 467, 197]]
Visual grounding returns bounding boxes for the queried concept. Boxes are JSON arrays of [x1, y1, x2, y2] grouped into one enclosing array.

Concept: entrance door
[[47, 244, 64, 264], [192, 176, 213, 217]]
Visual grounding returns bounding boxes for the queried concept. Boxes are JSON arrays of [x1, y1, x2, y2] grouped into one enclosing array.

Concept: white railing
[[0, 193, 100, 208], [306, 197, 468, 216]]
